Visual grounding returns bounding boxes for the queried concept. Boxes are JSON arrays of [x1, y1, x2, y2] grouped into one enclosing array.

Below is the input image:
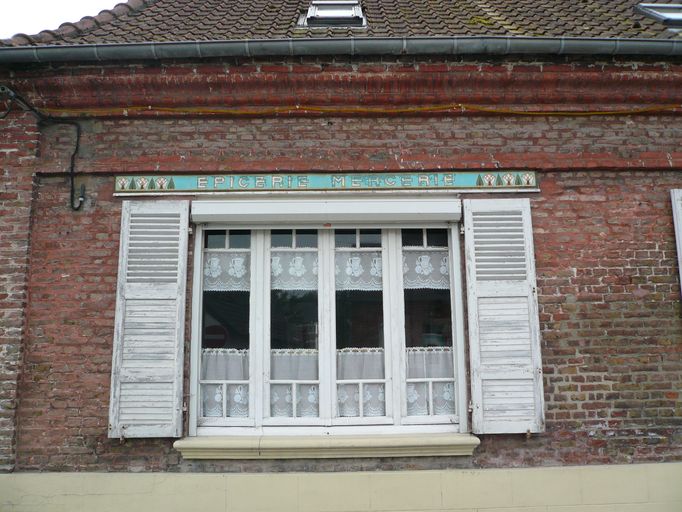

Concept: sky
[[1, 1, 119, 39]]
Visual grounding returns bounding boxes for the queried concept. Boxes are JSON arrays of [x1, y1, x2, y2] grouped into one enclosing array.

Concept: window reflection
[[271, 229, 293, 248], [335, 290, 383, 349], [204, 230, 226, 249], [202, 292, 250, 350], [271, 290, 318, 350], [403, 289, 451, 348]]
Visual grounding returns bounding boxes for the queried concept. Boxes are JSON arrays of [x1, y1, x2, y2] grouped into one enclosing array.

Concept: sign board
[[115, 171, 537, 194]]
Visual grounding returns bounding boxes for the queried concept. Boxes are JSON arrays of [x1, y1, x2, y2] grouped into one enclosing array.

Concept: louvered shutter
[[108, 200, 189, 438], [464, 198, 544, 434], [672, 190, 682, 295]]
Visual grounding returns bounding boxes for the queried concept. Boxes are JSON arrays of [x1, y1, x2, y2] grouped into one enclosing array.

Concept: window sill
[[173, 433, 480, 459]]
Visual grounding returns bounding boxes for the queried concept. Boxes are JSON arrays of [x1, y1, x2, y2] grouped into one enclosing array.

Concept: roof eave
[[1, 36, 682, 64]]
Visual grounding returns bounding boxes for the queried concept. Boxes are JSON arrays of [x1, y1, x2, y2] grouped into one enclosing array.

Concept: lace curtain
[[202, 250, 450, 291], [200, 347, 454, 418], [201, 348, 249, 418], [336, 347, 385, 417], [270, 348, 319, 417], [402, 250, 450, 289], [334, 251, 383, 291], [406, 346, 455, 416], [203, 252, 250, 291], [271, 252, 318, 290]]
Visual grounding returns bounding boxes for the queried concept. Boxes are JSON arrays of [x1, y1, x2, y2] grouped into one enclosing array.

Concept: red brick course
[[3, 59, 682, 471], [5, 59, 682, 112]]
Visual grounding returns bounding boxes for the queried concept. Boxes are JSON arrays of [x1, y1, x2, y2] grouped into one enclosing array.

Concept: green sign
[[115, 171, 536, 193]]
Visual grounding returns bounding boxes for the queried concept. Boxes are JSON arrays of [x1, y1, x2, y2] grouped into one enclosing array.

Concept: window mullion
[[318, 230, 334, 422], [252, 230, 268, 426], [386, 229, 406, 424]]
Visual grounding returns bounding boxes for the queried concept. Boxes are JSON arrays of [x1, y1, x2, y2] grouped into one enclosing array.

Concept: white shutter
[[464, 199, 544, 434], [672, 190, 682, 294], [108, 200, 189, 438]]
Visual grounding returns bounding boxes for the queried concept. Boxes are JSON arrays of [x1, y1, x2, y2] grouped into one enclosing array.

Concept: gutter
[[1, 36, 682, 63]]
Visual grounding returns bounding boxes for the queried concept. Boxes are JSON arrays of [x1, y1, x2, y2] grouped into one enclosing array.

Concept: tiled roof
[[2, 0, 681, 47]]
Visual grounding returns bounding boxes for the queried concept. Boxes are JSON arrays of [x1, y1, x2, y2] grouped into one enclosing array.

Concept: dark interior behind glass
[[202, 291, 250, 349]]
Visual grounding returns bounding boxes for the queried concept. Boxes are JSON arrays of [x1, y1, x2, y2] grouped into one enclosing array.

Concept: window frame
[[188, 201, 468, 437], [635, 4, 682, 27]]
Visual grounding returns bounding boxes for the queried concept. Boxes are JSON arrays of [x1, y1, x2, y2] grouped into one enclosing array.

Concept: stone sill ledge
[[174, 433, 480, 459]]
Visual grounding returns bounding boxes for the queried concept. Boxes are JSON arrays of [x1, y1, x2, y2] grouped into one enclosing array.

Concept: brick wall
[[476, 171, 682, 467], [2, 58, 682, 471], [10, 105, 682, 471], [0, 111, 39, 472], [35, 115, 682, 174]]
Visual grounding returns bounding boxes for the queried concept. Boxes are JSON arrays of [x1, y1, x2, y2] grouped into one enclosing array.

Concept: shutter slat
[[109, 200, 189, 439], [465, 199, 544, 434]]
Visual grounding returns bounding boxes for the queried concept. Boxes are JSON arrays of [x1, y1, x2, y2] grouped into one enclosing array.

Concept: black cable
[[47, 119, 84, 211], [0, 98, 14, 120], [1, 86, 85, 211], [0, 86, 16, 120]]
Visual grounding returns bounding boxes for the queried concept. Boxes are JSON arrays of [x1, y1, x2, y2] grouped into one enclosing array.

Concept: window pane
[[202, 383, 250, 419], [205, 230, 226, 249], [335, 229, 356, 248], [271, 229, 293, 248], [359, 229, 381, 248], [401, 229, 423, 247], [426, 229, 448, 247], [406, 382, 429, 416], [404, 289, 452, 349], [296, 229, 318, 248], [201, 290, 250, 418], [335, 243, 386, 418], [270, 239, 320, 419], [202, 292, 250, 351], [403, 242, 454, 417], [271, 290, 318, 350], [335, 291, 383, 349], [201, 383, 223, 417], [229, 230, 251, 249], [201, 229, 252, 420]]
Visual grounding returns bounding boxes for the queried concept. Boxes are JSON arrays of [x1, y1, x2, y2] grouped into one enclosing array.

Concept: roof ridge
[[1, 0, 157, 47]]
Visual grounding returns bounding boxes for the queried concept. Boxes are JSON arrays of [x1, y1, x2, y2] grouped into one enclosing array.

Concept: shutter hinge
[[459, 224, 465, 235], [182, 400, 188, 412], [188, 226, 193, 235], [468, 400, 474, 413]]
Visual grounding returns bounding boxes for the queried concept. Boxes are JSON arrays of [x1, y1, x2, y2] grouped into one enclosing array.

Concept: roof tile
[[2, 0, 682, 47]]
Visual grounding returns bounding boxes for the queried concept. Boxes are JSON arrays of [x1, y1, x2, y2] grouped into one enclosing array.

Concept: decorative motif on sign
[[475, 172, 535, 187], [114, 171, 537, 193], [118, 176, 176, 191]]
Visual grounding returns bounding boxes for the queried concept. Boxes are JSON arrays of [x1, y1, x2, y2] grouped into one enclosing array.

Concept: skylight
[[635, 3, 682, 27], [301, 1, 366, 28]]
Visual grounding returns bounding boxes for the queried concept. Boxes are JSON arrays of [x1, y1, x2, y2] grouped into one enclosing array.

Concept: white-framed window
[[194, 224, 462, 433], [108, 195, 545, 441]]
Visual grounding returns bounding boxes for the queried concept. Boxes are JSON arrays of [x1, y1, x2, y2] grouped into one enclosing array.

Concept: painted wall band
[[115, 171, 537, 194]]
